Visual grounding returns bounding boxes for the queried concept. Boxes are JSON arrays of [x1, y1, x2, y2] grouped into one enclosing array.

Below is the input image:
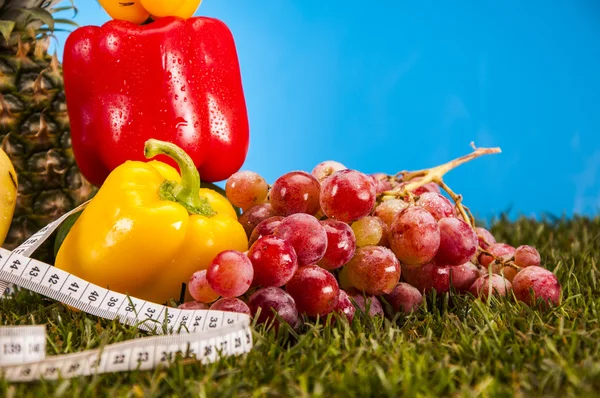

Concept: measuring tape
[[0, 203, 253, 382]]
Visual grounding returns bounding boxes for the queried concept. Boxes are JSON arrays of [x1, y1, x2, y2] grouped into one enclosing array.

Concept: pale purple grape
[[389, 207, 440, 266], [178, 301, 209, 310], [416, 192, 455, 221], [320, 169, 377, 222], [238, 203, 278, 237], [270, 171, 321, 216], [402, 261, 480, 294], [374, 199, 410, 230], [383, 282, 423, 314], [210, 298, 251, 315], [311, 161, 347, 182], [435, 217, 478, 266], [346, 246, 401, 295], [514, 245, 541, 268], [286, 265, 340, 317], [207, 250, 254, 298], [348, 292, 384, 318], [333, 290, 355, 323], [318, 219, 356, 270], [248, 287, 299, 328], [512, 266, 561, 306], [274, 213, 328, 266], [247, 236, 298, 287], [188, 270, 220, 303], [469, 274, 512, 299], [249, 216, 284, 247], [475, 227, 496, 249]]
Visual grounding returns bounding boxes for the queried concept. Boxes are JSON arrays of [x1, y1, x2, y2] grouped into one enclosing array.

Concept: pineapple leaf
[[52, 18, 78, 28], [16, 7, 55, 32], [0, 20, 15, 43], [50, 6, 78, 18]]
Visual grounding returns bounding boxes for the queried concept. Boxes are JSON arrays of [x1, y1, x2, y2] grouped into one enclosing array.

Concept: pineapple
[[0, 0, 96, 262]]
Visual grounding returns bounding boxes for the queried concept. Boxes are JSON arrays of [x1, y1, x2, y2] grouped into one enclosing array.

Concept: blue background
[[53, 0, 600, 220]]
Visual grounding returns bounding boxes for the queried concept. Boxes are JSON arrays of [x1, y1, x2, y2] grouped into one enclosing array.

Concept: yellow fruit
[[0, 148, 17, 246]]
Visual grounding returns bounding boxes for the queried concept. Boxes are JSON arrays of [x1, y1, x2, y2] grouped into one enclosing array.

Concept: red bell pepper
[[63, 16, 249, 186]]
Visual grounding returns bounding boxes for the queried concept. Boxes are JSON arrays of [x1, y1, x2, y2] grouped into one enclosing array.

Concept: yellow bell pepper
[[55, 139, 248, 305], [0, 148, 17, 246]]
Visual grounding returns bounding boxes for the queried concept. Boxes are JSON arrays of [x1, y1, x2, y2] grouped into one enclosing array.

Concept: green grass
[[1, 215, 599, 397]]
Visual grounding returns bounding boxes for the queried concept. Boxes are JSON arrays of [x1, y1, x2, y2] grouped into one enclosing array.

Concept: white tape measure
[[0, 203, 253, 382]]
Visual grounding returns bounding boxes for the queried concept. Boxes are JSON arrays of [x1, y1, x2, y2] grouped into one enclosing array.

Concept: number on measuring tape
[[137, 302, 165, 325], [206, 310, 224, 330], [191, 311, 206, 331], [117, 296, 146, 325], [80, 284, 109, 307], [162, 308, 183, 330], [130, 346, 154, 371], [59, 274, 89, 300], [109, 348, 131, 372], [41, 268, 70, 291], [2, 253, 30, 277], [99, 292, 126, 313]]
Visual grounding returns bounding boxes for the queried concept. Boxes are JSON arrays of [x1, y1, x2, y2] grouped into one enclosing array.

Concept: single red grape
[[188, 270, 220, 303], [346, 246, 401, 295], [468, 274, 512, 299], [249, 216, 284, 247], [318, 219, 356, 270], [416, 192, 455, 221], [320, 169, 377, 222], [514, 245, 541, 268], [374, 199, 409, 229], [333, 290, 356, 323], [206, 250, 254, 298], [402, 261, 479, 294], [178, 301, 209, 310], [210, 297, 251, 315], [383, 282, 423, 314], [435, 217, 478, 266], [225, 171, 269, 210], [238, 203, 277, 237], [248, 287, 299, 328], [475, 227, 496, 249], [247, 236, 298, 287], [389, 207, 440, 266], [274, 213, 328, 266], [512, 266, 561, 306], [348, 292, 384, 318], [270, 171, 321, 216], [311, 160, 347, 182], [286, 265, 340, 318]]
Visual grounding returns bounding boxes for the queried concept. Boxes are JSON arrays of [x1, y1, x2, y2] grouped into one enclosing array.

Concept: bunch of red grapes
[[180, 156, 562, 329]]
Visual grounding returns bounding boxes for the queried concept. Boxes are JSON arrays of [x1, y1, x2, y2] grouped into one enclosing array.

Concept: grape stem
[[477, 247, 521, 270], [382, 143, 501, 228], [435, 178, 475, 227]]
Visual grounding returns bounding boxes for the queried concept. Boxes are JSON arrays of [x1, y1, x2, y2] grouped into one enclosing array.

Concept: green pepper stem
[[144, 139, 215, 217]]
